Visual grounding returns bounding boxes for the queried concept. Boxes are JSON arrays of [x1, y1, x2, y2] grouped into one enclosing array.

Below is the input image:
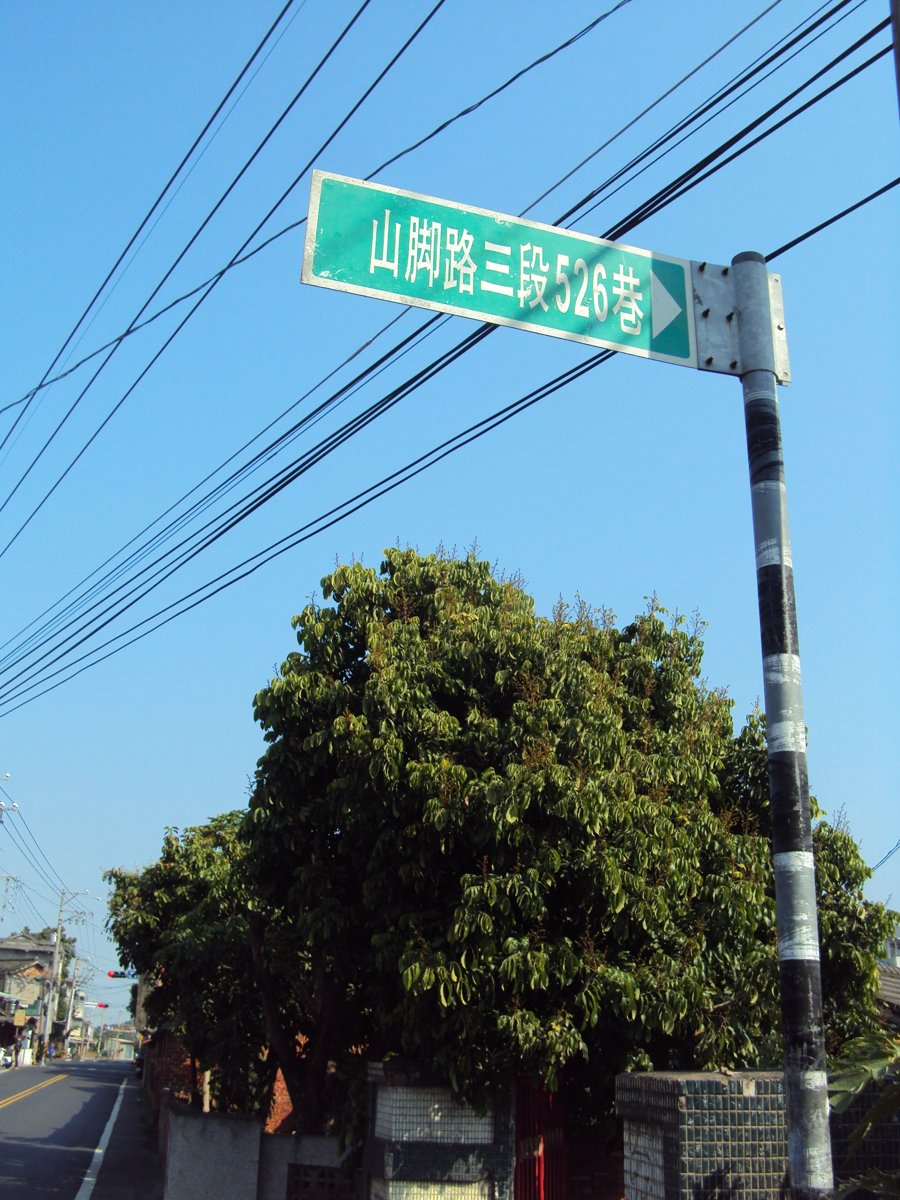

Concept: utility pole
[[733, 251, 832, 1200], [41, 889, 66, 1047], [63, 956, 82, 1048]]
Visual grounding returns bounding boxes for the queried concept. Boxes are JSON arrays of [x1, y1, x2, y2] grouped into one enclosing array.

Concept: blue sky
[[1, 1, 897, 1024]]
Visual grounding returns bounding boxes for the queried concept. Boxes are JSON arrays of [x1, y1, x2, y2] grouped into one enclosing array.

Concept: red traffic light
[[108, 970, 126, 977], [96, 1002, 109, 1008]]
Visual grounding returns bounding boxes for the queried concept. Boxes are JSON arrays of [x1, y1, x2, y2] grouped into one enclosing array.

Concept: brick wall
[[266, 1069, 295, 1134]]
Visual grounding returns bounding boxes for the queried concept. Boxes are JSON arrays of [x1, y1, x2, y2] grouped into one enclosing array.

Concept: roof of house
[[0, 957, 48, 976]]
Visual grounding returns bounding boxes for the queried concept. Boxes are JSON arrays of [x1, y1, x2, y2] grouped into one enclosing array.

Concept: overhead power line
[[766, 175, 900, 259], [0, 779, 70, 894], [1, 0, 858, 439], [75, 0, 856, 368], [0, 21, 887, 707], [0, 0, 822, 455], [1, 818, 61, 897], [0, 3, 870, 671], [0, 2, 449, 568], [0, 158, 891, 717], [0, 0, 384, 543], [548, 0, 870, 232], [0, 8, 890, 711], [0, 0, 299, 459], [4, 0, 629, 424], [0, 343, 613, 716], [565, 15, 892, 234], [870, 837, 900, 874]]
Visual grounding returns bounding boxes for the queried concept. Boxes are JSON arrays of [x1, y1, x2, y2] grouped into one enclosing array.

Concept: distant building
[[0, 956, 49, 1019], [0, 932, 55, 971], [97, 1023, 139, 1060]]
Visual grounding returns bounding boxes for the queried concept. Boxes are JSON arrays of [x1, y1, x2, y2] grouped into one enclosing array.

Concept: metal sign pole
[[732, 250, 832, 1200]]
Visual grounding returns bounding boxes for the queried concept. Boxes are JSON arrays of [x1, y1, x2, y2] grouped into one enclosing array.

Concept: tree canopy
[[107, 549, 895, 1133]]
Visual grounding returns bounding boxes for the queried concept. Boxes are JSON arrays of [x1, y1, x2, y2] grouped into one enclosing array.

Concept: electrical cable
[[563, 15, 891, 233], [766, 175, 900, 259], [0, 820, 61, 897], [10, 879, 57, 911], [0, 310, 449, 673], [553, 0, 874, 233], [0, 11, 888, 700], [0, 347, 613, 715], [0, 0, 855, 440], [0, 0, 299, 458], [55, 2, 306, 379], [522, 0, 795, 217], [0, 0, 380, 536], [870, 838, 900, 873], [0, 55, 885, 705], [53, 0, 850, 372], [0, 322, 495, 705], [5, 0, 635, 418], [371, 0, 635, 178], [596, 42, 892, 241], [0, 3, 447, 568], [0, 307, 415, 663], [2, 139, 892, 716], [11, 809, 71, 895], [1, 18, 888, 662], [0, 6, 861, 665], [13, 884, 53, 931]]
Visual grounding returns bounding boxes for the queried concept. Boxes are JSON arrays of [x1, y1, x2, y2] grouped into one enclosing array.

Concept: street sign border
[[303, 170, 698, 370]]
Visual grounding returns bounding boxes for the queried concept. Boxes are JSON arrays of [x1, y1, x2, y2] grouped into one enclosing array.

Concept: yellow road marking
[[0, 1072, 66, 1109]]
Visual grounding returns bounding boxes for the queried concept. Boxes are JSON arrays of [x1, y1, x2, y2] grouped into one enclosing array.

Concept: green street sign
[[303, 171, 697, 369]]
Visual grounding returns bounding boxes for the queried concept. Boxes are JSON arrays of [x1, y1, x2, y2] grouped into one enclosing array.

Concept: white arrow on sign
[[650, 270, 683, 340]]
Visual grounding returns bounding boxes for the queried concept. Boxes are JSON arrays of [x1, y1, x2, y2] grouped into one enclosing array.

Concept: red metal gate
[[515, 1077, 565, 1200]]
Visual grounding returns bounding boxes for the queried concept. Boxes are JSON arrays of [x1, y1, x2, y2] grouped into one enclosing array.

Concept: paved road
[[0, 1060, 164, 1200]]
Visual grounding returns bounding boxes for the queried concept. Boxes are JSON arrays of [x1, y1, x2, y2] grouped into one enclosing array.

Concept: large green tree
[[244, 549, 893, 1130]]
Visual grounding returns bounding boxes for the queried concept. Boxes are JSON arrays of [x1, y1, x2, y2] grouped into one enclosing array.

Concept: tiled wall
[[617, 1072, 789, 1200], [616, 1070, 900, 1200], [375, 1085, 495, 1144], [364, 1062, 516, 1200]]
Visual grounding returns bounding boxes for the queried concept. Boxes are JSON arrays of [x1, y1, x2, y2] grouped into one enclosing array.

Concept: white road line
[[73, 1077, 127, 1200]]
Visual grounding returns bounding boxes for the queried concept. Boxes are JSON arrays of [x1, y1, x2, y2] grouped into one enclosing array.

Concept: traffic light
[[96, 1002, 109, 1009], [108, 970, 126, 978]]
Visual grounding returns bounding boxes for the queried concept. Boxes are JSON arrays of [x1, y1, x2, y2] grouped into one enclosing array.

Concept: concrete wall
[[163, 1100, 349, 1200], [164, 1103, 261, 1200], [258, 1134, 349, 1200]]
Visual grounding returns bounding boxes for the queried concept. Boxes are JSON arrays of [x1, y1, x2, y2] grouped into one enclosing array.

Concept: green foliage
[[246, 549, 893, 1126], [104, 813, 272, 1112], [829, 1031, 900, 1198]]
